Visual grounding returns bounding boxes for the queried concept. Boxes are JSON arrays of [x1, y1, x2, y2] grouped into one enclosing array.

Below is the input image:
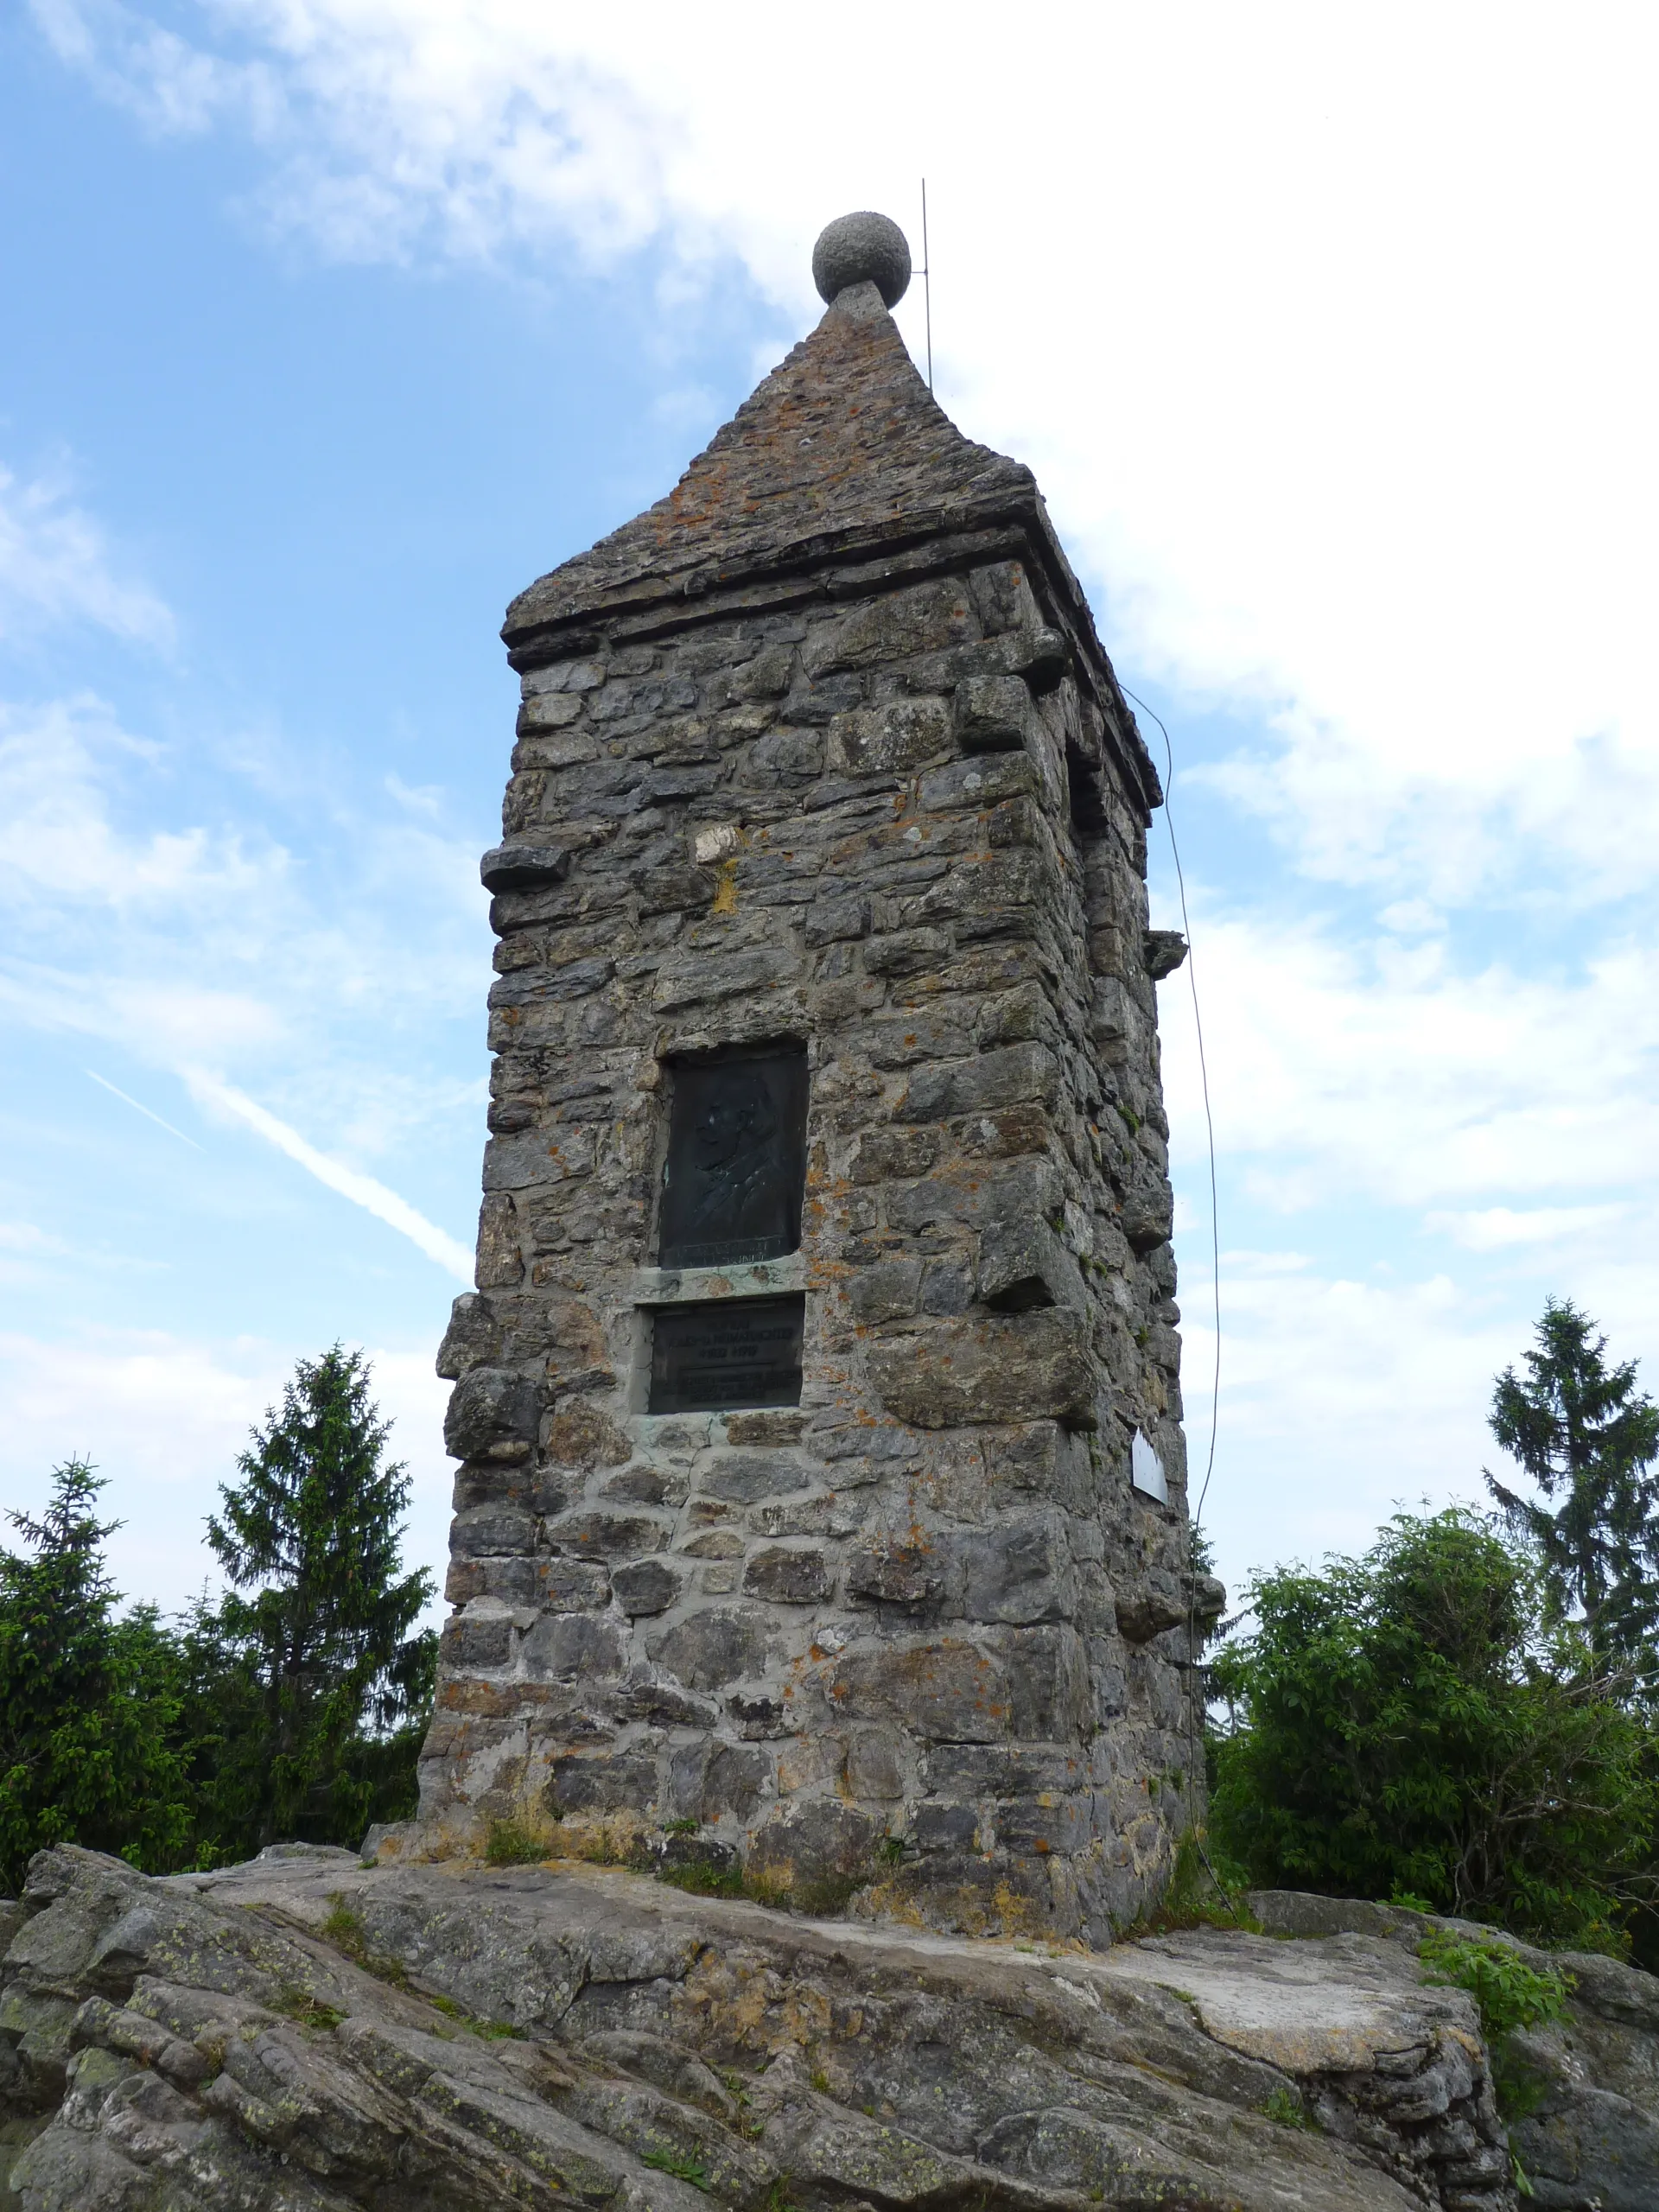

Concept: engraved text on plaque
[[648, 1295, 805, 1414]]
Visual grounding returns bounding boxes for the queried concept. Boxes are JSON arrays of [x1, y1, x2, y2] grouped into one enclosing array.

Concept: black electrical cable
[[1121, 680, 1239, 1919]]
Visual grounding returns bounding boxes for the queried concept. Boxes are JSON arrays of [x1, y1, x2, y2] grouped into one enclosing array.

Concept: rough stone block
[[544, 1400, 632, 1469], [825, 1636, 1009, 1743], [724, 1408, 808, 1446], [611, 1560, 683, 1617], [994, 1794, 1093, 1854], [547, 1751, 657, 1816], [992, 1624, 1091, 1739], [667, 1740, 769, 1824], [727, 1688, 790, 1739], [435, 1293, 500, 1381], [744, 1798, 881, 1904], [804, 893, 870, 946], [474, 1192, 524, 1287], [449, 1506, 538, 1559], [960, 1515, 1078, 1624], [743, 1547, 831, 1605], [445, 1557, 537, 1607], [900, 1043, 1059, 1122], [848, 1258, 923, 1322], [440, 1616, 514, 1671], [652, 947, 803, 1011], [541, 1560, 614, 1611], [844, 1728, 905, 1800], [698, 1454, 810, 1504], [976, 1212, 1083, 1312], [864, 926, 950, 976], [968, 559, 1044, 638], [747, 728, 823, 784], [647, 1606, 773, 1691], [846, 1537, 946, 1611], [865, 1310, 1096, 1429], [831, 697, 951, 774], [547, 1511, 672, 1560], [521, 1612, 627, 1682], [1114, 1573, 1187, 1645], [918, 752, 1038, 814], [806, 580, 978, 674], [442, 1369, 544, 1460], [954, 674, 1035, 753]]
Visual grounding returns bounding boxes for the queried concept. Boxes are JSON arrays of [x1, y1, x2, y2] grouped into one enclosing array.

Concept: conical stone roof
[[504, 283, 1058, 646]]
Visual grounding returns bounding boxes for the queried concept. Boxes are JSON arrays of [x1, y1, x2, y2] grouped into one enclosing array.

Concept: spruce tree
[[0, 1459, 189, 1888], [205, 1347, 435, 1852], [1484, 1298, 1659, 1689]]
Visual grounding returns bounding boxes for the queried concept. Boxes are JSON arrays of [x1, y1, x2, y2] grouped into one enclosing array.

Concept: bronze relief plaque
[[647, 1295, 804, 1414], [657, 1050, 807, 1270]]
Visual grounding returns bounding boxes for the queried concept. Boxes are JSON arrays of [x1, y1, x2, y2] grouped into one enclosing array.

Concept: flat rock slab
[[3, 1847, 1652, 2211], [1100, 1927, 1484, 2077]]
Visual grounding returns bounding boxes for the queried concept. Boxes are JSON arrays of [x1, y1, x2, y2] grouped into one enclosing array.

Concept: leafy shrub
[[1419, 1930, 1571, 2041], [1420, 1929, 1573, 2127], [1209, 1510, 1658, 1945], [1261, 2086, 1318, 2131]]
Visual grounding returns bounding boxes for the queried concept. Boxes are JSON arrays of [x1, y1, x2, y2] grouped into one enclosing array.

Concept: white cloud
[[1183, 1240, 1659, 1602], [1180, 1260, 1509, 1587], [0, 694, 274, 916], [0, 689, 487, 1137], [0, 1224, 61, 1255], [0, 463, 173, 647], [31, 3, 1659, 900], [1159, 912, 1659, 1213], [1426, 1205, 1628, 1253]]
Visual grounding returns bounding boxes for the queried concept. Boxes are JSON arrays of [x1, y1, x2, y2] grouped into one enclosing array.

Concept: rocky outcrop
[[2, 1845, 1653, 2210], [1250, 1890, 1659, 2209]]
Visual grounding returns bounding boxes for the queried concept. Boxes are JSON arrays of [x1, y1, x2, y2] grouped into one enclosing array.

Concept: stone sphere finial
[[812, 212, 912, 308]]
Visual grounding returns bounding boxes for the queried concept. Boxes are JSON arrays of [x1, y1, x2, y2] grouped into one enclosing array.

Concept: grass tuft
[[486, 1818, 551, 1867], [643, 2147, 712, 2191], [320, 1893, 410, 1989], [656, 1857, 746, 1899], [272, 1985, 345, 2033]]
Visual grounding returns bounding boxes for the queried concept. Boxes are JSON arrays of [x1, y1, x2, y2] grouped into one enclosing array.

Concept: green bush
[[1420, 1929, 1573, 2129], [1418, 1930, 1571, 2041], [1209, 1509, 1658, 1945]]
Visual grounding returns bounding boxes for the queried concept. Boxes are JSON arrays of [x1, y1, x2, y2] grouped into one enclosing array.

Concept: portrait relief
[[657, 1050, 808, 1270]]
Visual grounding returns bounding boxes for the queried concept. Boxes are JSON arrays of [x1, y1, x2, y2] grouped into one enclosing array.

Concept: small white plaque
[[1131, 1430, 1169, 1503]]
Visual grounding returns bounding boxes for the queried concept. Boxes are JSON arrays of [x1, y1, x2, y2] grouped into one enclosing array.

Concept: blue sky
[[3, 3, 1656, 1623]]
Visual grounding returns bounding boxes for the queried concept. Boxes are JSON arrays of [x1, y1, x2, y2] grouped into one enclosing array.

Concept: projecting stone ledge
[[3, 1847, 1654, 2210]]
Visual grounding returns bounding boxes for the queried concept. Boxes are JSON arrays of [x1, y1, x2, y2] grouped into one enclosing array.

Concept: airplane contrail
[[185, 1071, 473, 1282], [86, 1069, 205, 1150]]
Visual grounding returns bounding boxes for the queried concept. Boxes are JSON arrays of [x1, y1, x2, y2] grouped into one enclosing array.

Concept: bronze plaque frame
[[656, 1048, 807, 1270], [647, 1295, 805, 1414]]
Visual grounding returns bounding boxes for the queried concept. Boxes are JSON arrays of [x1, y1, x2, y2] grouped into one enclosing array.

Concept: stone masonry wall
[[421, 540, 1211, 1945]]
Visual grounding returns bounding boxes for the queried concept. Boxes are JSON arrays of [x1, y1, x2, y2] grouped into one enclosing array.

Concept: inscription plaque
[[648, 1295, 804, 1414], [657, 1049, 807, 1270]]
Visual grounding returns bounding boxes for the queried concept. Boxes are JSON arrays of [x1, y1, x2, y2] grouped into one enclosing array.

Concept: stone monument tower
[[417, 213, 1216, 1942]]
